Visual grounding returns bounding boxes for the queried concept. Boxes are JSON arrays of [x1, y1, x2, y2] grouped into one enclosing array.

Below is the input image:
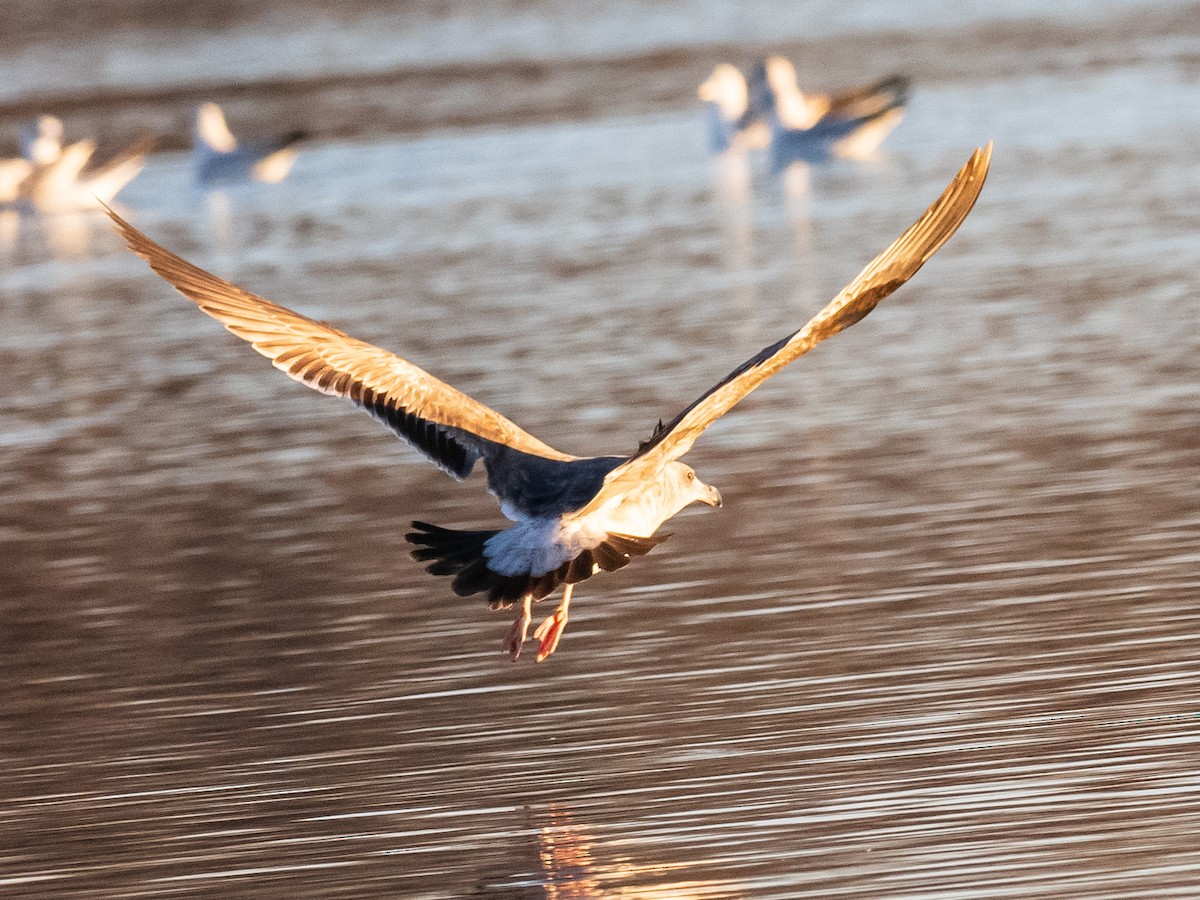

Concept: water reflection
[[203, 189, 237, 258], [0, 207, 18, 256], [521, 804, 742, 899], [0, 206, 120, 260], [781, 162, 818, 313], [706, 152, 823, 332], [708, 153, 758, 324]]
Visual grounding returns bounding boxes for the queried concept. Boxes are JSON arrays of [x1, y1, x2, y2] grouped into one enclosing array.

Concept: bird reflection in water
[[706, 146, 820, 329], [526, 804, 742, 899], [708, 151, 760, 333], [0, 208, 18, 256], [0, 207, 120, 260], [781, 162, 820, 313], [203, 189, 238, 261]]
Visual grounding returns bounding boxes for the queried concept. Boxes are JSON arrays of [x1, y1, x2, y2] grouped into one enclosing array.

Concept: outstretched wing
[[106, 208, 577, 486], [581, 143, 992, 512], [85, 137, 152, 205]]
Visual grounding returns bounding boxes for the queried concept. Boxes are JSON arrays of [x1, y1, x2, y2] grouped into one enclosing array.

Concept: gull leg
[[533, 583, 573, 662], [506, 594, 532, 661]]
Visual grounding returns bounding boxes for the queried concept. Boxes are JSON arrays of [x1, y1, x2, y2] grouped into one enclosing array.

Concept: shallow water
[[3, 2, 1200, 898]]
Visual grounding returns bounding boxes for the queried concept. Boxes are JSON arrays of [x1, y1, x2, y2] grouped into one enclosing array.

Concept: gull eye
[[686, 471, 695, 482]]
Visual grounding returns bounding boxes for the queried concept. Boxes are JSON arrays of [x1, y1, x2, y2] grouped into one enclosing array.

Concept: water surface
[[2, 2, 1200, 897]]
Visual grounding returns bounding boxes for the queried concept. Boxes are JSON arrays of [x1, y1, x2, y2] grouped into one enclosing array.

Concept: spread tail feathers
[[406, 521, 669, 609]]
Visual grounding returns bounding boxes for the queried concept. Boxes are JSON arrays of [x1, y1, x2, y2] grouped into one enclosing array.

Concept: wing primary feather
[[566, 144, 991, 522], [103, 203, 577, 488], [632, 143, 991, 464]]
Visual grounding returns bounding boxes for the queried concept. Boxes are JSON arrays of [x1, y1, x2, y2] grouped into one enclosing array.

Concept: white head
[[603, 461, 723, 538], [665, 462, 723, 515], [698, 64, 749, 121]]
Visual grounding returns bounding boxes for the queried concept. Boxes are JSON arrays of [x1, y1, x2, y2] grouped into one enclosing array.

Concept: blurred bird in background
[[700, 57, 909, 164], [193, 101, 307, 185]]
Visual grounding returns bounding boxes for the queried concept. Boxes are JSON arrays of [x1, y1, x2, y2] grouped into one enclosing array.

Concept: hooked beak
[[700, 483, 723, 508]]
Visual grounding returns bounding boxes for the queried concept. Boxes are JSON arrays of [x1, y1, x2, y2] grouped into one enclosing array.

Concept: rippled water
[[3, 2, 1200, 897]]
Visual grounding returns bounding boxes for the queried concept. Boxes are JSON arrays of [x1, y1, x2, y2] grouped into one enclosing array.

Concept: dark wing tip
[[637, 418, 667, 453]]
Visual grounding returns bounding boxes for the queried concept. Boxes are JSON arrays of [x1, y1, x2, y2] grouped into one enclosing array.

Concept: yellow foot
[[533, 608, 568, 662], [506, 597, 532, 661]]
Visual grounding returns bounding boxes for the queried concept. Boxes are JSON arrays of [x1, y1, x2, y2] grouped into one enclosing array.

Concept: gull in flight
[[194, 102, 307, 185], [18, 138, 149, 211], [106, 144, 991, 662], [1, 117, 148, 209]]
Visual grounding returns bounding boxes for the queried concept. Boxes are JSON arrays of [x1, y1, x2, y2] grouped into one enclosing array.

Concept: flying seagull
[[106, 143, 991, 662], [18, 137, 150, 211], [2, 117, 149, 210]]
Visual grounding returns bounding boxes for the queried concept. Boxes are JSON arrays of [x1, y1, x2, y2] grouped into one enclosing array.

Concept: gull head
[[669, 462, 723, 510], [698, 64, 749, 120]]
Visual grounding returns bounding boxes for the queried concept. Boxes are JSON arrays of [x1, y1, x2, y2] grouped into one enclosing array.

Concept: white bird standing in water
[[106, 145, 990, 662], [193, 102, 307, 185], [752, 57, 910, 164], [698, 63, 769, 153]]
